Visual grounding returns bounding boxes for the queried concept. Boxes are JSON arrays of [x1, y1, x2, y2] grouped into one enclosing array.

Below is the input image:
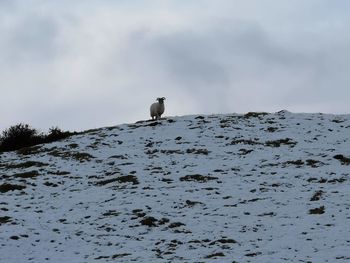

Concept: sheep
[[150, 97, 166, 120]]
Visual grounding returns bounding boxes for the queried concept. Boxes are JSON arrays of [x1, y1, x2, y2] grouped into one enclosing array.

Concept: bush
[[46, 127, 72, 142], [0, 123, 75, 152], [0, 124, 43, 152]]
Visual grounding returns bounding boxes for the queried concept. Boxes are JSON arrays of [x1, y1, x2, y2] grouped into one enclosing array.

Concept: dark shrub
[[0, 124, 75, 153], [0, 124, 43, 152], [46, 127, 72, 142]]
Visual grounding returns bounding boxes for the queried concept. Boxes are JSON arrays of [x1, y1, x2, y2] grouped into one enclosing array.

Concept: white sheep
[[150, 97, 166, 120]]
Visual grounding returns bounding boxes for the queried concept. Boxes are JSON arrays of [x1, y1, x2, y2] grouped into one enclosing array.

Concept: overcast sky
[[1, 0, 350, 132]]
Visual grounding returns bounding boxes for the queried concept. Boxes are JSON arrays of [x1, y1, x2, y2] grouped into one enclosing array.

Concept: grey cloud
[[0, 0, 15, 9], [1, 1, 350, 132], [3, 16, 58, 64], [121, 21, 348, 114]]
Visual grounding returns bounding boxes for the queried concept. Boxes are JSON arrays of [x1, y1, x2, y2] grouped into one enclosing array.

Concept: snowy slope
[[1, 111, 350, 263]]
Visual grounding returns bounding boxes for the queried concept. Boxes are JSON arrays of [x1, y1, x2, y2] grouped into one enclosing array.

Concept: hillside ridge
[[1, 111, 350, 262]]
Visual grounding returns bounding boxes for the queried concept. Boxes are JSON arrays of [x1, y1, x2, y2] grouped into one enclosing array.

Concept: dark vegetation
[[205, 252, 225, 259], [179, 174, 218, 182], [0, 216, 12, 225], [14, 170, 40, 179], [4, 161, 48, 169], [333, 154, 350, 165], [47, 150, 95, 162], [309, 206, 325, 215], [0, 123, 75, 152], [95, 175, 139, 186], [0, 183, 26, 193]]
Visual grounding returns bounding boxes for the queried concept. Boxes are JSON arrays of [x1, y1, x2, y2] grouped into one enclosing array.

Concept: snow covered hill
[[1, 111, 350, 263]]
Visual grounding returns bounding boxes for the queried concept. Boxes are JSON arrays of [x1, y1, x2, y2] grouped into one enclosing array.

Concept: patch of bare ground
[[265, 138, 297, 147], [186, 148, 210, 155], [266, 126, 278, 132], [238, 148, 254, 155], [95, 175, 139, 186], [16, 145, 45, 155], [0, 216, 11, 225], [111, 253, 131, 259], [140, 216, 158, 227], [309, 206, 325, 214], [229, 139, 262, 146], [310, 190, 324, 201], [307, 177, 346, 184], [305, 159, 325, 167], [168, 222, 185, 228], [5, 161, 48, 169], [48, 150, 95, 162], [47, 171, 70, 175], [185, 200, 203, 207], [333, 154, 350, 165], [205, 252, 225, 259], [0, 183, 26, 193], [180, 174, 218, 182], [95, 254, 131, 261], [108, 155, 128, 159], [14, 170, 40, 179], [43, 181, 59, 187], [102, 210, 120, 217], [244, 112, 269, 118], [209, 239, 237, 245], [161, 149, 184, 154], [245, 252, 262, 257]]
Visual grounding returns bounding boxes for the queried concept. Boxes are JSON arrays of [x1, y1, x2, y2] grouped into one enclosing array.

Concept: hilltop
[[1, 111, 350, 262]]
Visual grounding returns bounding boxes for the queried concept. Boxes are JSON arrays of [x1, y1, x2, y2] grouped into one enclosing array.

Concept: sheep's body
[[150, 97, 165, 120]]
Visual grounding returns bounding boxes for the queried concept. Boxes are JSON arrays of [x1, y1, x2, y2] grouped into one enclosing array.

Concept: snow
[[0, 111, 350, 262]]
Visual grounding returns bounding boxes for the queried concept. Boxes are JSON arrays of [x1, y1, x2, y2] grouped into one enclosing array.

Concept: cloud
[[120, 18, 350, 113], [1, 1, 350, 131]]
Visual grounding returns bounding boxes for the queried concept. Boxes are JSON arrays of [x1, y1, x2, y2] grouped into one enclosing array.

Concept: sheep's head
[[157, 97, 166, 104]]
